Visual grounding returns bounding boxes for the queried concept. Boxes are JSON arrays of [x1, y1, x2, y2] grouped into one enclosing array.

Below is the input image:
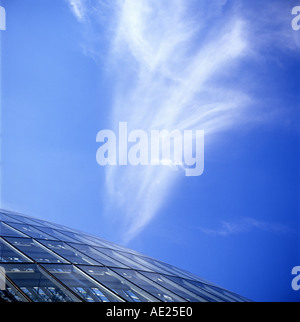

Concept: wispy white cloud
[[66, 0, 299, 243], [66, 0, 87, 23], [198, 217, 296, 237], [105, 0, 251, 242]]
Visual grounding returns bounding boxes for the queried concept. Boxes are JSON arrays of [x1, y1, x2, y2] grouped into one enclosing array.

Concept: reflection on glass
[[31, 227, 76, 243], [0, 210, 251, 303], [54, 230, 102, 246], [90, 238, 142, 255], [187, 279, 245, 302], [0, 238, 32, 263], [95, 248, 150, 271], [68, 243, 129, 268], [0, 213, 23, 223], [69, 234, 114, 248], [5, 238, 68, 264], [0, 222, 27, 238], [118, 252, 173, 275], [38, 240, 99, 265], [0, 263, 80, 302], [3, 214, 45, 226], [140, 271, 207, 302], [79, 265, 159, 302], [6, 223, 58, 240], [0, 276, 32, 302], [42, 264, 123, 302], [112, 268, 186, 302], [166, 275, 224, 302], [138, 256, 207, 282], [0, 288, 28, 302]]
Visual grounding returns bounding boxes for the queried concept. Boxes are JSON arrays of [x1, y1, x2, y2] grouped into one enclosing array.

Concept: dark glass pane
[[79, 265, 159, 302], [55, 230, 103, 246], [95, 248, 150, 271], [0, 238, 32, 262], [29, 219, 75, 232], [38, 240, 99, 265], [5, 238, 68, 264], [6, 223, 58, 240], [167, 275, 225, 302], [112, 268, 186, 302], [0, 263, 80, 302], [0, 222, 27, 238], [138, 256, 207, 282], [3, 214, 45, 226], [32, 227, 76, 243], [118, 252, 173, 275], [140, 271, 207, 302], [187, 279, 243, 302], [0, 275, 30, 302], [0, 213, 23, 223], [68, 243, 129, 268], [42, 264, 123, 302]]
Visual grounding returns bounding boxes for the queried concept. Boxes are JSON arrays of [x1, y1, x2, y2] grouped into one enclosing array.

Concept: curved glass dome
[[0, 210, 250, 302]]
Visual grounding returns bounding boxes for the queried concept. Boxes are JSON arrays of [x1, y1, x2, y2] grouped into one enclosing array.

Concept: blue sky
[[0, 0, 299, 302]]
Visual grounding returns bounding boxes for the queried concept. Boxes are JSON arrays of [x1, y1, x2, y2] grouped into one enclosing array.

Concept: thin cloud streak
[[67, 0, 87, 22], [198, 218, 296, 237]]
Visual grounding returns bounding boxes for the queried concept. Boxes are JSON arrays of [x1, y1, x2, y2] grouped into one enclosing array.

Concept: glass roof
[[0, 209, 250, 302]]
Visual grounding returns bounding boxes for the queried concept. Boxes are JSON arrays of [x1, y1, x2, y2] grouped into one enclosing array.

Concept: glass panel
[[5, 223, 58, 240], [0, 263, 81, 302], [72, 234, 141, 254], [42, 264, 123, 302], [2, 214, 46, 226], [0, 237, 32, 262], [204, 284, 247, 302], [2, 214, 72, 232], [0, 288, 28, 302], [186, 279, 240, 302], [138, 256, 207, 282], [29, 219, 75, 232], [79, 265, 159, 302], [5, 237, 69, 264], [66, 233, 113, 248], [0, 213, 23, 223], [55, 230, 104, 246], [31, 227, 76, 243], [38, 240, 99, 265], [140, 272, 207, 302], [68, 243, 129, 268], [111, 268, 186, 302], [0, 222, 27, 238], [0, 276, 30, 302], [118, 252, 174, 275], [94, 247, 151, 271], [166, 275, 225, 302], [88, 237, 142, 255], [103, 243, 144, 256]]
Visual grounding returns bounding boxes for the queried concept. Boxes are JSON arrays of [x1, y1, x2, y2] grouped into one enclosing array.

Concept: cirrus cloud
[[66, 0, 299, 243]]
